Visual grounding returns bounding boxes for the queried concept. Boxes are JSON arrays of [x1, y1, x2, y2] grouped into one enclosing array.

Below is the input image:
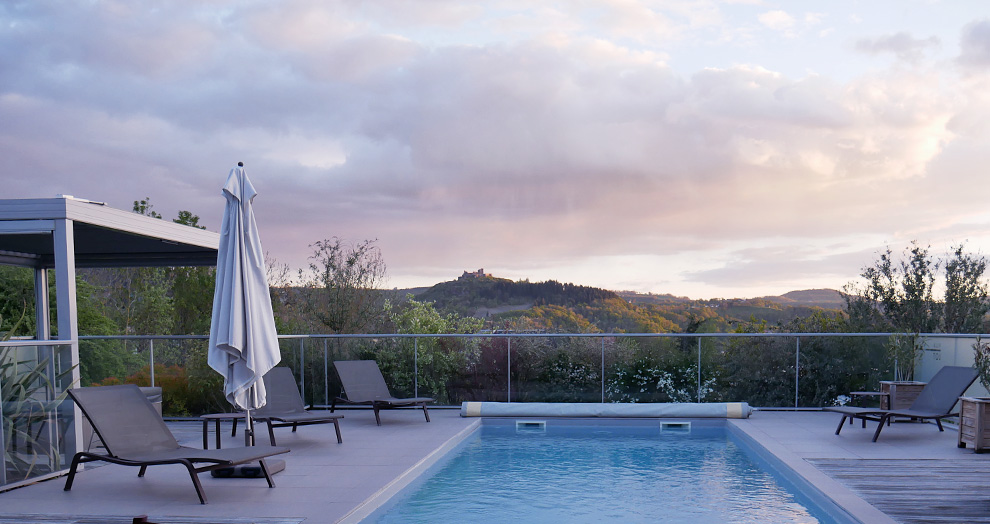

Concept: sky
[[3, 1, 990, 299]]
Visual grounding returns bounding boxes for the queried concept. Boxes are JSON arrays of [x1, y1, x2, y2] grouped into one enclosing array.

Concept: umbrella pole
[[245, 409, 254, 446], [245, 383, 257, 446]]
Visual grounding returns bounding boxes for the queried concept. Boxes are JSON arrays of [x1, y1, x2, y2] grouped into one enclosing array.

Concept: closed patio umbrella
[[208, 162, 281, 445]]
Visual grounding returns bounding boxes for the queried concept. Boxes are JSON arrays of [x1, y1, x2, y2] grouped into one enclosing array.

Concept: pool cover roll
[[460, 401, 753, 418]]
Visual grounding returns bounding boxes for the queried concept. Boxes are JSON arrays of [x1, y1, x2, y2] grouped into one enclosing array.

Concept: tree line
[[2, 196, 989, 413]]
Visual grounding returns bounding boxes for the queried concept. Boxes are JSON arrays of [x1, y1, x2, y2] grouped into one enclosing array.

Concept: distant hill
[[414, 276, 618, 317], [615, 291, 694, 305], [759, 289, 845, 309], [403, 277, 845, 333], [395, 286, 430, 296], [401, 282, 845, 308]]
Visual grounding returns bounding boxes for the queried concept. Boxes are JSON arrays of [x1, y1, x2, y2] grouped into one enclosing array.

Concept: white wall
[[919, 336, 987, 397]]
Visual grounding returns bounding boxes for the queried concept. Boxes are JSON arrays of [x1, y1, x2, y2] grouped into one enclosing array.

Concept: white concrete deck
[[1, 408, 477, 523], [2, 408, 988, 523]]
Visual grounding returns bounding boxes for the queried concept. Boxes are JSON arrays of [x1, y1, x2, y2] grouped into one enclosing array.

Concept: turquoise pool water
[[371, 420, 852, 524]]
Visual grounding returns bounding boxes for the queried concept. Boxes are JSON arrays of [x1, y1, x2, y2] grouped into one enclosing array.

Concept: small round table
[[199, 412, 247, 449]]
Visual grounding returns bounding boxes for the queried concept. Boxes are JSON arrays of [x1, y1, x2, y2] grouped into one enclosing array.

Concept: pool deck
[[3, 408, 990, 523]]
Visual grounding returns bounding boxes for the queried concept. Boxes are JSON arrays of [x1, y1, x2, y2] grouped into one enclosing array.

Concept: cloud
[[0, 0, 987, 299], [682, 244, 879, 290], [958, 19, 990, 69], [758, 10, 795, 32], [855, 32, 940, 64]]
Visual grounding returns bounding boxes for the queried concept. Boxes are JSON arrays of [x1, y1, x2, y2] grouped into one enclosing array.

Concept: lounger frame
[[331, 360, 433, 426], [65, 384, 289, 504], [826, 366, 978, 442]]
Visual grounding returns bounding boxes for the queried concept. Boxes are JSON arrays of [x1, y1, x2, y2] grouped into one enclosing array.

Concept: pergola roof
[[0, 196, 219, 268], [0, 196, 222, 480]]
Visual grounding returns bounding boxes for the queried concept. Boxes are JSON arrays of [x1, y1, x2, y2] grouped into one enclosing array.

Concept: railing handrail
[[78, 332, 990, 340], [0, 339, 74, 347]]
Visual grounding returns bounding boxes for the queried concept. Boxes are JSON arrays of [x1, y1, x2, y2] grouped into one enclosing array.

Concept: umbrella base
[[211, 458, 285, 478]]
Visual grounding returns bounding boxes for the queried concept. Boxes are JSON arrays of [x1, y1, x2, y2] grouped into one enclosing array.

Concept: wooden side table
[[848, 391, 891, 428], [879, 381, 926, 410], [849, 390, 890, 408], [958, 397, 990, 453]]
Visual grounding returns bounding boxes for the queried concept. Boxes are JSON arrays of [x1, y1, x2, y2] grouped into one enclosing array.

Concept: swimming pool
[[366, 419, 857, 524]]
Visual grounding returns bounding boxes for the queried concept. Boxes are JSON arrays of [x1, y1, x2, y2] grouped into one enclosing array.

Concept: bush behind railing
[[79, 333, 893, 416]]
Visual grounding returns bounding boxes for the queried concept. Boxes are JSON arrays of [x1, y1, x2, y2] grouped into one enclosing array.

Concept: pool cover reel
[[460, 402, 753, 418]]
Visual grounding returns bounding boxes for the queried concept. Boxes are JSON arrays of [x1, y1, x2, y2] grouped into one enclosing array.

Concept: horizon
[[390, 270, 846, 302], [3, 2, 990, 300]]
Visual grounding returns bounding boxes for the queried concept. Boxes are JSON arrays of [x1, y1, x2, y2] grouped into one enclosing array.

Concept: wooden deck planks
[[810, 459, 990, 523]]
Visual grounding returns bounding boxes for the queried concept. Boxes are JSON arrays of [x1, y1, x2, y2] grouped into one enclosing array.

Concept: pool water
[[372, 421, 844, 524]]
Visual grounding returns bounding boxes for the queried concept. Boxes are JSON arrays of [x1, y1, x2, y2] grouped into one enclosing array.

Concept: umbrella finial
[[237, 161, 244, 167]]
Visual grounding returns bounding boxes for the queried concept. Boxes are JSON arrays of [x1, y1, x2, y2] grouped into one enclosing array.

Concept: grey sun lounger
[[65, 384, 289, 504], [331, 360, 434, 426], [252, 367, 344, 445], [825, 365, 978, 442]]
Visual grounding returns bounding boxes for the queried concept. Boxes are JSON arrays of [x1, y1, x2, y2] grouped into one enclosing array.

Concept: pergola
[[0, 195, 219, 477]]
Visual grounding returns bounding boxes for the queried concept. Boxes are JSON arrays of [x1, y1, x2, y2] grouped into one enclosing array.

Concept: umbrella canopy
[[208, 164, 281, 412]]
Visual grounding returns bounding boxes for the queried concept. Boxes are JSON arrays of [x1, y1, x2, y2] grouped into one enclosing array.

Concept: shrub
[[607, 357, 715, 403], [117, 364, 210, 416]]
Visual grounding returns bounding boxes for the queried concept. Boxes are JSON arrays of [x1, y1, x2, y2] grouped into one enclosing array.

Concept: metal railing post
[[149, 339, 155, 388], [507, 337, 512, 403], [414, 338, 419, 398], [601, 337, 606, 403], [697, 337, 702, 402], [299, 339, 305, 402], [795, 338, 801, 408], [323, 339, 329, 406]]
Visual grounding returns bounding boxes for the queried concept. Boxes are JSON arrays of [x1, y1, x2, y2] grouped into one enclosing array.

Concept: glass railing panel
[[796, 335, 891, 408], [79, 336, 225, 416], [715, 335, 798, 408], [455, 336, 508, 403], [604, 335, 712, 403], [1, 341, 73, 489], [506, 336, 603, 403], [71, 332, 932, 413], [78, 337, 144, 387]]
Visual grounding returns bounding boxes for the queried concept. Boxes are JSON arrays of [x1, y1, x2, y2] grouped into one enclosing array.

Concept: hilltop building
[[459, 268, 492, 280]]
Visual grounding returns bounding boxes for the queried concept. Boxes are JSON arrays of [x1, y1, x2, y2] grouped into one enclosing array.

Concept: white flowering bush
[[606, 358, 717, 403], [536, 350, 601, 402]]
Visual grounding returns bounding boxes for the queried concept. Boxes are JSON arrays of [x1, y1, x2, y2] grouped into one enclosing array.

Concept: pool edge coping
[[335, 418, 482, 524], [338, 416, 893, 524], [728, 419, 896, 524]]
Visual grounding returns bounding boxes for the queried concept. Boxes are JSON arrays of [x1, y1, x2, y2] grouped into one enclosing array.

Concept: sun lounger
[[825, 365, 978, 442], [65, 384, 289, 504], [252, 367, 344, 445], [331, 360, 433, 426]]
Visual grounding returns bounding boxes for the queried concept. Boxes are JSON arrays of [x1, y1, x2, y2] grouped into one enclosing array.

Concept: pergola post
[[54, 218, 82, 454]]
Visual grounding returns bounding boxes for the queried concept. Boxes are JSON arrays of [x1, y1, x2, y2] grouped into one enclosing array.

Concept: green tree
[[76, 199, 212, 382], [943, 244, 989, 333], [301, 237, 388, 334], [132, 197, 162, 219], [170, 266, 214, 335], [0, 266, 124, 386], [845, 242, 939, 334], [168, 206, 214, 335], [376, 297, 483, 404], [0, 266, 36, 337], [846, 241, 990, 334], [844, 241, 990, 380]]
